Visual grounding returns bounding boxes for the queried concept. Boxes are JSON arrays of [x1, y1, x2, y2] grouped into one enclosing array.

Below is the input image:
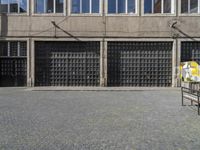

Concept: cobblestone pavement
[[0, 88, 200, 150]]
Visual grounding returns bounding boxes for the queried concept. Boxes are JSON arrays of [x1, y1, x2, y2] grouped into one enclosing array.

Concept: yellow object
[[180, 61, 200, 82]]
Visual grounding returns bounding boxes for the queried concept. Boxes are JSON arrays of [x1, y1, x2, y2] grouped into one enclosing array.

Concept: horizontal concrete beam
[[1, 16, 200, 38]]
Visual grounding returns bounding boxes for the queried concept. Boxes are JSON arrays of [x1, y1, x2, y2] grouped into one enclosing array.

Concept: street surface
[[0, 88, 199, 150]]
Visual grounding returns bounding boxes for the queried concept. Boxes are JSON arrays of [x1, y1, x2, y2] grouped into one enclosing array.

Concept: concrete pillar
[[30, 39, 35, 87], [177, 39, 181, 87], [172, 39, 177, 87], [172, 39, 181, 87], [104, 41, 108, 86], [27, 39, 31, 87], [100, 40, 107, 86]]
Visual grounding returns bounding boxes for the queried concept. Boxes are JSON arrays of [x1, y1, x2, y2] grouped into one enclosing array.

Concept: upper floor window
[[35, 0, 64, 14], [181, 0, 200, 14], [0, 0, 27, 13], [0, 41, 27, 57], [71, 0, 100, 14], [144, 0, 174, 14], [108, 0, 136, 14]]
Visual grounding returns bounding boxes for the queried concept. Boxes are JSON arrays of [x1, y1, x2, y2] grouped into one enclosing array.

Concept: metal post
[[198, 94, 200, 115], [181, 87, 184, 106]]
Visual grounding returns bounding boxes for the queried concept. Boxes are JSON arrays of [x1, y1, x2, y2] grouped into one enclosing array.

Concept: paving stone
[[0, 88, 199, 150]]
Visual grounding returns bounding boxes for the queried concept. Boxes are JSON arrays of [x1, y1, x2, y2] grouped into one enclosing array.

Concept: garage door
[[0, 41, 27, 87], [181, 42, 200, 64], [108, 42, 172, 87], [35, 41, 100, 86]]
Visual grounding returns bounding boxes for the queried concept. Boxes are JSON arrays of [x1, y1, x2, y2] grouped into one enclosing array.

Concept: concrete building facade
[[0, 0, 200, 87]]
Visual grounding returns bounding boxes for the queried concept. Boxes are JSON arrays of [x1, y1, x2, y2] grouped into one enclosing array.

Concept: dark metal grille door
[[181, 42, 200, 64], [108, 42, 172, 87], [0, 58, 27, 86], [35, 42, 100, 86], [0, 41, 27, 87]]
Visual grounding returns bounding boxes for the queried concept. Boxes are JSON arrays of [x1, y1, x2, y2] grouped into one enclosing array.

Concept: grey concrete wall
[[0, 1, 200, 87], [0, 15, 200, 38]]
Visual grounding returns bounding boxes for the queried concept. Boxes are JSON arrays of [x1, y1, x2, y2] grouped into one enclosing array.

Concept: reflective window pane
[[35, 0, 45, 13], [108, 0, 116, 13], [19, 0, 27, 13], [19, 42, 27, 56], [154, 0, 161, 13], [56, 0, 63, 13], [10, 42, 18, 56], [144, 0, 152, 13], [118, 0, 125, 13], [72, 0, 80, 13], [0, 0, 8, 13], [164, 0, 171, 13], [181, 0, 188, 13], [82, 0, 90, 13], [92, 0, 99, 13], [190, 0, 198, 13], [128, 0, 135, 13], [0, 42, 8, 56], [46, 0, 53, 13], [10, 0, 18, 13]]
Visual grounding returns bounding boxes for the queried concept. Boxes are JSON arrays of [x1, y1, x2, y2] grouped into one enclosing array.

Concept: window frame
[[33, 0, 65, 15], [142, 0, 176, 16], [179, 0, 200, 15], [0, 41, 27, 58], [106, 0, 139, 16], [70, 0, 102, 16], [0, 0, 29, 15]]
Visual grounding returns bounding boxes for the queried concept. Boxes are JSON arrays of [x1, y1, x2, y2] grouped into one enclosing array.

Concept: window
[[0, 0, 8, 13], [0, 41, 27, 57], [0, 42, 7, 56], [71, 0, 100, 14], [10, 41, 18, 56], [108, 0, 136, 14], [0, 0, 27, 13], [181, 0, 200, 14], [35, 0, 64, 14], [20, 0, 27, 13], [56, 0, 63, 13], [144, 0, 174, 14], [10, 0, 18, 13]]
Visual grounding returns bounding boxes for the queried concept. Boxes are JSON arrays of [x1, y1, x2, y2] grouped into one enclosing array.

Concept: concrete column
[[172, 39, 181, 87], [104, 41, 108, 86], [27, 39, 31, 87], [171, 39, 181, 87], [30, 39, 35, 87], [177, 39, 181, 87], [100, 40, 104, 86], [172, 39, 177, 87], [100, 40, 107, 86]]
